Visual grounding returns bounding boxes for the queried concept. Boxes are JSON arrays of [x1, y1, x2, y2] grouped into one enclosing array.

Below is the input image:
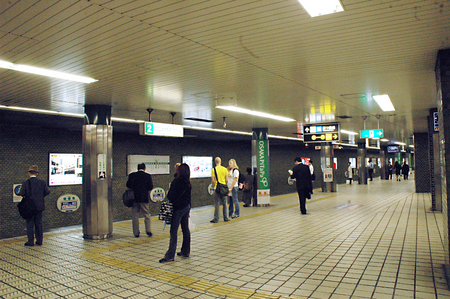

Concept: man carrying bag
[[19, 165, 50, 246], [210, 157, 229, 223]]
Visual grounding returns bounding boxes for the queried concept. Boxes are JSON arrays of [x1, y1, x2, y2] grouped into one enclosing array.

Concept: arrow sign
[[360, 129, 383, 138]]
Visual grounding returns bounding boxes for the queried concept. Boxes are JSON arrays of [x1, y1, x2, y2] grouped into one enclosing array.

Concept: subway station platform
[[1, 177, 450, 299]]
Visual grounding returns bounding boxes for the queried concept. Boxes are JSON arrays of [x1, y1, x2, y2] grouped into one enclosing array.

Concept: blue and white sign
[[150, 187, 166, 202]]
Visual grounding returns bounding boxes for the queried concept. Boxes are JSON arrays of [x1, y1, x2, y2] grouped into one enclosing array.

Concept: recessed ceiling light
[[215, 106, 295, 122], [380, 138, 389, 142], [298, 0, 344, 17], [0, 59, 98, 83], [373, 94, 395, 111]]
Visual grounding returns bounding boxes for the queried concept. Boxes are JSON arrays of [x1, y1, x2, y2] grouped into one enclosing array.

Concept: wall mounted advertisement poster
[[182, 156, 212, 178], [49, 153, 83, 186], [127, 155, 170, 175]]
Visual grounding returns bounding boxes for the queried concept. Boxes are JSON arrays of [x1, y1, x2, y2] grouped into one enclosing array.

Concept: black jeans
[[165, 206, 190, 259], [26, 211, 43, 244]]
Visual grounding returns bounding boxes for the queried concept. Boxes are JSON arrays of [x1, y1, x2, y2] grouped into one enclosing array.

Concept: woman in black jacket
[[159, 163, 192, 263]]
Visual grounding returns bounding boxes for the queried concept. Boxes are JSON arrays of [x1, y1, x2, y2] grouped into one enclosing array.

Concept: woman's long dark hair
[[177, 163, 191, 187]]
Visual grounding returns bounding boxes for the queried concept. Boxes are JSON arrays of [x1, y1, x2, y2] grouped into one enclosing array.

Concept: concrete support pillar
[[357, 141, 367, 185], [320, 143, 336, 192], [429, 108, 442, 211], [82, 105, 113, 239], [252, 128, 270, 205]]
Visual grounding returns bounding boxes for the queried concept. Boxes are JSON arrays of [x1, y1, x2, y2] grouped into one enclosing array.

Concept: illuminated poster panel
[[182, 156, 212, 178], [49, 153, 83, 186]]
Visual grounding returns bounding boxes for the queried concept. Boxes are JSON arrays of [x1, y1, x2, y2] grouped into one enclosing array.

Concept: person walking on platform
[[227, 159, 240, 219], [127, 163, 154, 237], [211, 157, 229, 223], [289, 157, 312, 215], [19, 165, 50, 246], [159, 163, 191, 263], [242, 167, 254, 207], [394, 161, 402, 181], [368, 159, 374, 181], [402, 162, 410, 180]]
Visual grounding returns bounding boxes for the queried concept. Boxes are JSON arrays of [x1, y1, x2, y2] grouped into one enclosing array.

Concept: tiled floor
[[1, 176, 449, 298]]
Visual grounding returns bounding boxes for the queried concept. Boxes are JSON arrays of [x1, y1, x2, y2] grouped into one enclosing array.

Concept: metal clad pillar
[[252, 128, 270, 205], [357, 141, 367, 184], [82, 105, 113, 239], [429, 108, 442, 211], [380, 147, 386, 180], [320, 142, 336, 192]]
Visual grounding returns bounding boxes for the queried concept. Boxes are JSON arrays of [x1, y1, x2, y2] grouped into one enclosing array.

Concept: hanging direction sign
[[304, 123, 340, 143], [360, 129, 383, 138]]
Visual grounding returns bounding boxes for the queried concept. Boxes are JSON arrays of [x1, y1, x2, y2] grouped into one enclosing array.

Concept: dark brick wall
[[2, 123, 330, 239], [414, 133, 431, 193], [436, 48, 450, 277]]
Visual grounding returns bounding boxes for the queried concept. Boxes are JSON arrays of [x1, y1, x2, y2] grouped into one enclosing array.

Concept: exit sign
[[140, 122, 184, 137], [360, 129, 383, 138]]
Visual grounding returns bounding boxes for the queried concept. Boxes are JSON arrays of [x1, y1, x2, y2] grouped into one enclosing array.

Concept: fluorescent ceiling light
[[298, 0, 344, 17], [111, 117, 145, 123], [216, 106, 295, 122], [341, 129, 358, 135], [380, 138, 389, 142], [0, 60, 98, 83], [409, 145, 414, 148], [394, 142, 406, 145], [373, 94, 395, 111]]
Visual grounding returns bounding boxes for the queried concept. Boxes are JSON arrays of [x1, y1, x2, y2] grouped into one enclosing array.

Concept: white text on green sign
[[360, 129, 383, 138], [142, 122, 183, 137]]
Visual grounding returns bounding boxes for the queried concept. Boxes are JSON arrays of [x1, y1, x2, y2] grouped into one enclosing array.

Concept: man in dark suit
[[290, 157, 312, 215], [126, 163, 154, 237], [19, 165, 50, 246]]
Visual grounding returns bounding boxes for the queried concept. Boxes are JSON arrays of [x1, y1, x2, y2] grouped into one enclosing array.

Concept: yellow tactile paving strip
[[76, 193, 336, 299], [1, 191, 333, 298]]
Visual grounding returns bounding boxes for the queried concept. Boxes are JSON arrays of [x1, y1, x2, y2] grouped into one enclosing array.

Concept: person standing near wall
[[242, 167, 254, 207], [211, 157, 229, 223], [252, 167, 258, 206], [347, 162, 353, 185], [19, 165, 50, 246], [227, 159, 240, 219], [308, 160, 315, 194], [387, 161, 393, 180], [126, 163, 154, 237], [368, 159, 374, 181], [290, 157, 312, 215], [159, 163, 191, 263]]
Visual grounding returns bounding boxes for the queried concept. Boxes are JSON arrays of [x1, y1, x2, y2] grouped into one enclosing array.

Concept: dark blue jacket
[[126, 170, 153, 203], [291, 163, 312, 192], [19, 177, 50, 212], [167, 177, 191, 211]]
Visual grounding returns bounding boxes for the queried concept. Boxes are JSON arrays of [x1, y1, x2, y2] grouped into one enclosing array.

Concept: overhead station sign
[[140, 122, 183, 137], [304, 123, 340, 143], [360, 129, 383, 138]]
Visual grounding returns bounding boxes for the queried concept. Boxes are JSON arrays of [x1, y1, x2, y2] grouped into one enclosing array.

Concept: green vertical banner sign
[[252, 128, 270, 205]]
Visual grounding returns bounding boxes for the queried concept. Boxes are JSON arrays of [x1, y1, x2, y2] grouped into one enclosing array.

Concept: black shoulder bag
[[18, 180, 38, 219], [214, 167, 229, 196]]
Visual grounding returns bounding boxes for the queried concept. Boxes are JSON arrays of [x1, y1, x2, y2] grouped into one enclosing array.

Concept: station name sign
[[140, 122, 184, 137], [304, 123, 340, 143]]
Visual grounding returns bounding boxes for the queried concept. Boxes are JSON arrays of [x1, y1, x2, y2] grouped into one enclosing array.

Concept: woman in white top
[[227, 159, 240, 219], [347, 162, 353, 184]]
